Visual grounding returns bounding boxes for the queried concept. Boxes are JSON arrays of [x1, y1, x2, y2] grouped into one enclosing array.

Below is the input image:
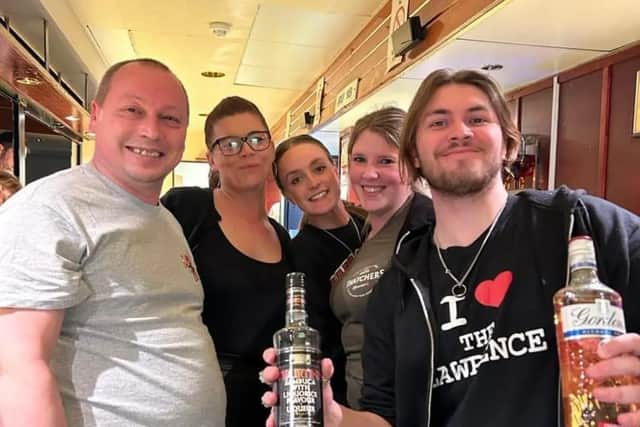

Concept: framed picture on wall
[[338, 127, 352, 200], [634, 70, 640, 137]]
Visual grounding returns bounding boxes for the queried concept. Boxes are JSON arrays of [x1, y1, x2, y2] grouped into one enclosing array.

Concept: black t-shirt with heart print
[[428, 195, 559, 426]]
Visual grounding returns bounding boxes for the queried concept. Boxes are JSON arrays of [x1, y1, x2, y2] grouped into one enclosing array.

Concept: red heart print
[[474, 271, 513, 308]]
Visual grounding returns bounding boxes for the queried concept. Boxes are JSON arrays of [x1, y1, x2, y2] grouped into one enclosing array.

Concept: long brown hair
[[203, 96, 270, 188], [399, 68, 520, 182]]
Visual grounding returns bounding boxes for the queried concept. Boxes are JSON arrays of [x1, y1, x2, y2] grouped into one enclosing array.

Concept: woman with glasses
[[162, 96, 292, 427]]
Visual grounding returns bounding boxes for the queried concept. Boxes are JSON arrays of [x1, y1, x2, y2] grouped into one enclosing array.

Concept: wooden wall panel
[[509, 42, 640, 214], [556, 71, 602, 194], [272, 0, 504, 137], [520, 88, 552, 190], [606, 56, 640, 214]]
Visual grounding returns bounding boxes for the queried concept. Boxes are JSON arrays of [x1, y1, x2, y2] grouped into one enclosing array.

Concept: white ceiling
[[39, 0, 382, 131], [320, 0, 640, 132]]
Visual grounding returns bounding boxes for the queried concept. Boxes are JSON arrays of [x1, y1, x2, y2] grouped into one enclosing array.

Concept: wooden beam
[[597, 66, 611, 198]]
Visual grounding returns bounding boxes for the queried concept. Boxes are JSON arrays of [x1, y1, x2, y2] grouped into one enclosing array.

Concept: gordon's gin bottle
[[554, 236, 637, 426], [273, 272, 323, 427]]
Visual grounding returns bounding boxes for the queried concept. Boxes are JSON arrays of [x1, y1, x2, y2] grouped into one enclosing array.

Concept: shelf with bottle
[[503, 135, 539, 192]]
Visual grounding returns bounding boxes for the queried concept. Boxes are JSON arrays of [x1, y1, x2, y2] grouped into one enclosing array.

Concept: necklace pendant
[[451, 282, 467, 298]]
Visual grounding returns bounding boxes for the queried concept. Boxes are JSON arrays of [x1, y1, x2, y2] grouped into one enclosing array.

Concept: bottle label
[[560, 299, 626, 339], [276, 349, 323, 426]]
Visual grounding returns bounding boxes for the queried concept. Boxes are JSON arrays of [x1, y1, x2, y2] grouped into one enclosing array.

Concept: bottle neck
[[567, 236, 599, 286], [285, 285, 308, 327], [569, 265, 601, 286]]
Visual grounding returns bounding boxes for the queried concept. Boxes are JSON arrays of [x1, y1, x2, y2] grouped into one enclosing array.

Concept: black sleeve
[[582, 196, 640, 332], [161, 187, 212, 248], [360, 269, 398, 425]]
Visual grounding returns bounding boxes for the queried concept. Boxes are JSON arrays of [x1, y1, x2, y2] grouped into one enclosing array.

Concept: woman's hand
[[260, 347, 343, 427]]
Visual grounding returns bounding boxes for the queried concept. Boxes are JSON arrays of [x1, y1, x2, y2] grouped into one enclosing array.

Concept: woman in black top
[[163, 96, 291, 427], [274, 134, 366, 405]]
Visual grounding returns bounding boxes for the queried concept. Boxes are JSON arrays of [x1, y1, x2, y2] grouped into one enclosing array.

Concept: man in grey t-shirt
[[0, 59, 225, 426]]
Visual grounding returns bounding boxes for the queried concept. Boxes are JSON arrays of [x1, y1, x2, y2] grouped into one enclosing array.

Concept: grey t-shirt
[[0, 164, 225, 426], [331, 196, 412, 409]]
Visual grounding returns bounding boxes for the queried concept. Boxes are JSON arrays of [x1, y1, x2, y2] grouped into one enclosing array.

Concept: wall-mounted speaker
[[391, 16, 424, 57], [304, 111, 315, 126]]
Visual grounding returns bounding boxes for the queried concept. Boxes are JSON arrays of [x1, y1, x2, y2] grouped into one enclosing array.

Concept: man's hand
[[587, 333, 640, 427], [260, 347, 343, 427]]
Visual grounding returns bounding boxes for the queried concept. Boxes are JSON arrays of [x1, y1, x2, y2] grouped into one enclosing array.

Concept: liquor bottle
[[553, 236, 637, 426], [273, 272, 324, 427]]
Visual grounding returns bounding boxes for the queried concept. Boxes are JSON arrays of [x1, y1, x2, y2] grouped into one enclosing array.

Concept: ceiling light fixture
[[481, 64, 504, 72], [16, 76, 42, 86], [65, 115, 80, 121], [201, 71, 226, 78], [209, 21, 232, 38]]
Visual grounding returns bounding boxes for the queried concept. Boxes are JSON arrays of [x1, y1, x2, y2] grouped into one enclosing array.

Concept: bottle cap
[[568, 236, 597, 270], [286, 272, 305, 289]]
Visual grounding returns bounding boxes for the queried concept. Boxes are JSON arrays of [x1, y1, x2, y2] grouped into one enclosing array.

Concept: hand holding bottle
[[554, 236, 640, 427], [261, 347, 343, 427], [586, 333, 640, 427]]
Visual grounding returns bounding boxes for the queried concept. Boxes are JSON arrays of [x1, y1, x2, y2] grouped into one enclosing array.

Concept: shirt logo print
[[180, 253, 200, 283]]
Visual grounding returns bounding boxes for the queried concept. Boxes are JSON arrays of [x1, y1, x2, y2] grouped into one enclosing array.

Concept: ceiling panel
[[237, 2, 374, 89], [86, 27, 136, 65], [241, 40, 328, 67], [249, 3, 371, 47], [66, 0, 123, 28], [262, 0, 382, 15], [402, 39, 601, 91], [463, 0, 640, 51], [236, 63, 312, 90], [131, 32, 246, 68]]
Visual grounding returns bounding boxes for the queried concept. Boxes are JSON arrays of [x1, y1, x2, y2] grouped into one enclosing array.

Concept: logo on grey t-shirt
[[345, 264, 384, 298], [181, 253, 201, 283]]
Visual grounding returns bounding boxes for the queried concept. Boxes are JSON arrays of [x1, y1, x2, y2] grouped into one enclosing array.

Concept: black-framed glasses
[[209, 131, 272, 156]]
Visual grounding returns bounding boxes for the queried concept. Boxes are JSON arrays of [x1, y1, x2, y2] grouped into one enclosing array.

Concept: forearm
[[0, 361, 67, 427], [339, 406, 391, 427]]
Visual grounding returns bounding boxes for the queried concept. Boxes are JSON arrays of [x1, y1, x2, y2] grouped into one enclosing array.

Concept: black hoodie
[[360, 187, 640, 427]]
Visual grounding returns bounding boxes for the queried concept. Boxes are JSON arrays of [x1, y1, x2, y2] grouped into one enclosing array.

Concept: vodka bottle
[[273, 272, 323, 427]]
